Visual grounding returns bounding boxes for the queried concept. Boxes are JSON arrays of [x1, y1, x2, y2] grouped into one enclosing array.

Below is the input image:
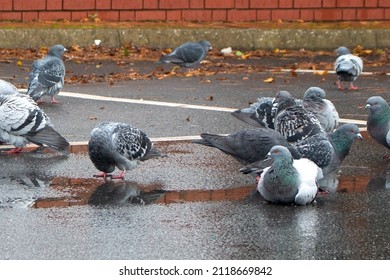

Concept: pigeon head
[[199, 40, 212, 51], [267, 145, 293, 163], [273, 90, 295, 113], [336, 123, 363, 141], [303, 87, 326, 101], [48, 44, 67, 58], [365, 96, 390, 117], [336, 46, 351, 56], [329, 123, 363, 161]]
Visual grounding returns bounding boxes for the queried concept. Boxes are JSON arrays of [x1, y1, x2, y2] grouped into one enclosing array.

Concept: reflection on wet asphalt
[[1, 141, 390, 259]]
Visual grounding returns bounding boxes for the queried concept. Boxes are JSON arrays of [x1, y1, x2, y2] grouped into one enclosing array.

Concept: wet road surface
[[0, 57, 390, 260]]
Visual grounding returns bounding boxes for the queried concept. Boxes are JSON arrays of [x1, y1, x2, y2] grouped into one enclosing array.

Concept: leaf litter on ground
[[0, 44, 388, 87]]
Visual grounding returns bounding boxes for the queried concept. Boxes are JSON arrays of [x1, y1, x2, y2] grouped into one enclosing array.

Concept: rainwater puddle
[[1, 140, 390, 209], [0, 173, 389, 209]]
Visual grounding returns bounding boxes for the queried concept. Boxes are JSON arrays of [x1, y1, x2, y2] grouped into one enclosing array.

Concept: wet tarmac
[[0, 57, 390, 260], [1, 139, 390, 260]]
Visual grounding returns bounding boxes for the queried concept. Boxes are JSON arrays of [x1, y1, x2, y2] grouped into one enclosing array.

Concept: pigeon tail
[[140, 146, 167, 161], [26, 125, 69, 153]]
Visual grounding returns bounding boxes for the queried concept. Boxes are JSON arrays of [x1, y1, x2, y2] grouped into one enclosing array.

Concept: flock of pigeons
[[0, 41, 388, 206]]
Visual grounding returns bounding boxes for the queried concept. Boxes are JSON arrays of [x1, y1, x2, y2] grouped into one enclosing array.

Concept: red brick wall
[[0, 0, 389, 22]]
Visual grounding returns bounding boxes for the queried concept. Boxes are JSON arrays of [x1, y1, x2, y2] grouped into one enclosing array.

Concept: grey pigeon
[[325, 123, 363, 174], [0, 92, 70, 154], [231, 96, 275, 128], [88, 122, 165, 179], [302, 87, 339, 133], [241, 123, 362, 178], [159, 40, 212, 68], [365, 96, 390, 156], [192, 128, 301, 166], [273, 90, 324, 144], [232, 91, 302, 129], [254, 145, 323, 206], [27, 44, 66, 104], [334, 46, 363, 90]]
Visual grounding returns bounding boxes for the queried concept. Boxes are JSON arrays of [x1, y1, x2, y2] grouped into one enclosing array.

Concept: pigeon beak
[[356, 133, 363, 140], [364, 104, 371, 109]]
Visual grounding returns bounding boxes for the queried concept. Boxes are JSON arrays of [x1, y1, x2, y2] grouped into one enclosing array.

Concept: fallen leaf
[[206, 96, 214, 101], [263, 77, 274, 83], [313, 70, 328, 75], [273, 48, 286, 54], [186, 116, 190, 122], [16, 60, 23, 66], [291, 70, 298, 77], [89, 116, 98, 120], [241, 53, 251, 60]]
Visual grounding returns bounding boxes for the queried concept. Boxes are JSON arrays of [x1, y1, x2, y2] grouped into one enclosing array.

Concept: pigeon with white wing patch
[[334, 46, 363, 90], [255, 145, 322, 206], [0, 91, 69, 154]]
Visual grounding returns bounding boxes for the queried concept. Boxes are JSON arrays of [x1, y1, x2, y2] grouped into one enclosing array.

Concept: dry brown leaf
[[263, 77, 274, 83], [313, 70, 328, 75], [241, 53, 251, 59], [16, 60, 23, 66]]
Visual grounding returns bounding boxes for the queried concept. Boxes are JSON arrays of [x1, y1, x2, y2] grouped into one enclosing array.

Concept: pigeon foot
[[51, 97, 60, 104], [349, 83, 359, 90]]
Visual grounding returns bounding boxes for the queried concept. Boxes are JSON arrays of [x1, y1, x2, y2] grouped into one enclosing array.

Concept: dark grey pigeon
[[27, 44, 66, 104], [192, 128, 301, 166], [334, 46, 363, 90], [88, 122, 166, 179], [365, 96, 390, 156], [0, 92, 70, 154], [273, 90, 324, 144], [254, 145, 322, 206], [241, 123, 362, 178], [302, 87, 339, 133], [159, 40, 212, 68]]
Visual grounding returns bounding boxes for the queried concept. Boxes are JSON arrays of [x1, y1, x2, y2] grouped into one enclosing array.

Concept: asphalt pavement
[[0, 53, 390, 260]]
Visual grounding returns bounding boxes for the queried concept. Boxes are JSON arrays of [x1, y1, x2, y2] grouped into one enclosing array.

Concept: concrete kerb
[[0, 27, 388, 50]]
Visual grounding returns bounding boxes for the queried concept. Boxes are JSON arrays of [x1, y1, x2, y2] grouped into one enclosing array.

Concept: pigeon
[[365, 96, 390, 156], [325, 123, 363, 174], [231, 91, 301, 129], [159, 40, 212, 68], [273, 90, 324, 144], [0, 92, 70, 154], [27, 44, 67, 104], [241, 123, 362, 177], [88, 122, 165, 179], [253, 145, 323, 206], [302, 87, 339, 133], [192, 128, 301, 166], [334, 46, 363, 90]]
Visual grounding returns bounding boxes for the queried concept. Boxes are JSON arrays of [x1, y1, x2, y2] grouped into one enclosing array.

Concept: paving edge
[[1, 28, 389, 50], [0, 129, 369, 154]]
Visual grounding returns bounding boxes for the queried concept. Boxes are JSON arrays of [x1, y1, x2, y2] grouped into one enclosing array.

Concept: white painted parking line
[[280, 69, 389, 75]]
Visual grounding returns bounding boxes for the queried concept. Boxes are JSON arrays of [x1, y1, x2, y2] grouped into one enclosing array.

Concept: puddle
[[1, 139, 390, 209], [0, 172, 389, 209]]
